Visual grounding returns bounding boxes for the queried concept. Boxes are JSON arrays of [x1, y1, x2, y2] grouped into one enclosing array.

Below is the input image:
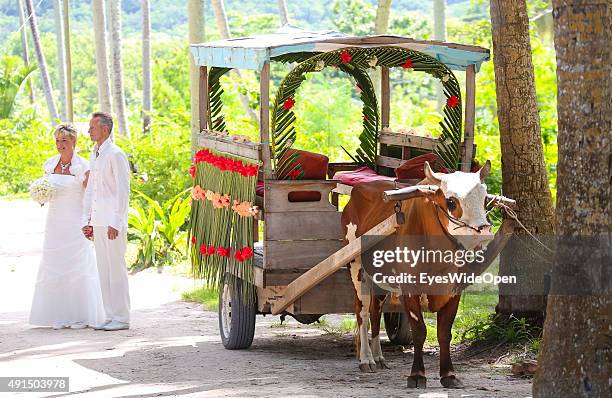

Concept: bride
[[29, 123, 105, 329]]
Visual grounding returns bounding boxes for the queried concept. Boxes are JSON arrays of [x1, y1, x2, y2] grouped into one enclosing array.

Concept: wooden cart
[[189, 31, 500, 349]]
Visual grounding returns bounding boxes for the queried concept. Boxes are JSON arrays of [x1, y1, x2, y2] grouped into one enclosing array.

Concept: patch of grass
[[182, 285, 219, 311]]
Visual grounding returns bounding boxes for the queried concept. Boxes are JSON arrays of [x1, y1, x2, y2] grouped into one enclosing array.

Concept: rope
[[495, 202, 555, 254], [12, 0, 46, 37]]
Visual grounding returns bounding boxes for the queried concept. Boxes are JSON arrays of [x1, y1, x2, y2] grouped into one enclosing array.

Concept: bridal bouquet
[[30, 177, 55, 206]]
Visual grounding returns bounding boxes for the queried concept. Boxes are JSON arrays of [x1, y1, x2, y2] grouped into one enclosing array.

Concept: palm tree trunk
[[188, 0, 205, 154], [24, 0, 58, 125], [53, 0, 68, 121], [92, 0, 112, 113], [17, 0, 34, 103], [433, 0, 446, 110], [109, 0, 130, 137], [141, 0, 152, 133], [532, 1, 610, 396], [211, 0, 259, 125], [277, 0, 290, 26], [490, 0, 556, 323], [62, 0, 73, 121]]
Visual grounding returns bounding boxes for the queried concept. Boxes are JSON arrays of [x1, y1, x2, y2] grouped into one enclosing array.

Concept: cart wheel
[[384, 312, 413, 346], [218, 276, 256, 349]]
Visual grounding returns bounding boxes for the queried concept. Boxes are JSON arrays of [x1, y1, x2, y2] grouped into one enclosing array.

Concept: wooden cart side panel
[[264, 211, 342, 241], [264, 180, 338, 212], [264, 239, 344, 270]]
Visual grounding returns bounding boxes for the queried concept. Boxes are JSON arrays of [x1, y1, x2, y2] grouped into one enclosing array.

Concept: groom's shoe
[[93, 320, 112, 330], [103, 320, 129, 331]]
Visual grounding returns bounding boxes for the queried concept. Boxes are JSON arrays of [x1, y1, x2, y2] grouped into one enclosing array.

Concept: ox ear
[[478, 160, 491, 182], [424, 161, 442, 185]]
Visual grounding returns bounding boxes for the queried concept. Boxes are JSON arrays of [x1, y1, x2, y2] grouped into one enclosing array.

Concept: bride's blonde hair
[[54, 123, 78, 141]]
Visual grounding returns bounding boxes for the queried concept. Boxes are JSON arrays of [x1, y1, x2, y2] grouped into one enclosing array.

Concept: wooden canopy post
[[461, 64, 476, 172], [260, 62, 273, 179], [196, 66, 209, 157], [381, 66, 390, 128]]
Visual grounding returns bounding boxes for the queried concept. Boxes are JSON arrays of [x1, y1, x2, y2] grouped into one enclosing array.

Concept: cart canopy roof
[[190, 27, 490, 72]]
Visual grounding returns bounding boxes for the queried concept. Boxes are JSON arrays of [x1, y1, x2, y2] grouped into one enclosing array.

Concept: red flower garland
[[283, 98, 295, 110], [197, 242, 254, 262], [341, 50, 352, 64], [401, 58, 413, 69], [193, 149, 259, 177], [447, 95, 460, 108]]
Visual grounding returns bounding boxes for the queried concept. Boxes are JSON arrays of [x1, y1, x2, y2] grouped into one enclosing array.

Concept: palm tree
[[17, 0, 34, 103], [109, 0, 130, 137], [277, 0, 290, 26], [92, 0, 112, 113], [211, 0, 259, 125], [533, 1, 610, 396], [141, 0, 152, 133], [188, 0, 205, 153], [24, 0, 59, 125], [53, 0, 68, 121], [433, 0, 446, 109], [490, 0, 555, 323], [62, 0, 73, 121], [0, 55, 36, 118]]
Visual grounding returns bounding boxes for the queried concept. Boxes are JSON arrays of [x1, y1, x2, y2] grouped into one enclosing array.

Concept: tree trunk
[[53, 0, 68, 121], [372, 0, 392, 100], [490, 0, 556, 323], [62, 0, 73, 121], [109, 0, 130, 137], [433, 0, 446, 110], [92, 0, 112, 113], [532, 1, 610, 396], [277, 0, 289, 26], [188, 0, 205, 154], [17, 0, 34, 103], [24, 0, 58, 125], [211, 0, 259, 125], [141, 0, 152, 133]]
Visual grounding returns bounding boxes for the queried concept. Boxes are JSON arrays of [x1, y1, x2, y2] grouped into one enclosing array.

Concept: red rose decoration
[[447, 95, 459, 108], [216, 247, 228, 257], [283, 98, 295, 110], [341, 50, 352, 64], [199, 244, 207, 255], [401, 58, 413, 69], [207, 245, 216, 255], [191, 236, 196, 245], [189, 164, 196, 178], [287, 168, 301, 179], [241, 246, 254, 259], [234, 250, 244, 262], [362, 114, 369, 122]]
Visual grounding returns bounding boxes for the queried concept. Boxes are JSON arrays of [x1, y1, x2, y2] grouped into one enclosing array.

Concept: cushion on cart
[[333, 166, 395, 186]]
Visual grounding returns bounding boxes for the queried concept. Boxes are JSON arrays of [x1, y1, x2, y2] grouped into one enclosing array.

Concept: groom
[[82, 112, 131, 331]]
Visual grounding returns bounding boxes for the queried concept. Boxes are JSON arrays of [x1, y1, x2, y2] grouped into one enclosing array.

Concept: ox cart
[[188, 30, 514, 349]]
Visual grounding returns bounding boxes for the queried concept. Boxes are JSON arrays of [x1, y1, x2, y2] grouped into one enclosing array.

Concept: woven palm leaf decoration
[[270, 46, 463, 172]]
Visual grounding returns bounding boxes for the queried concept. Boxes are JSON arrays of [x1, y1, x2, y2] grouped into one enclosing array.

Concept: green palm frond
[[0, 55, 36, 119]]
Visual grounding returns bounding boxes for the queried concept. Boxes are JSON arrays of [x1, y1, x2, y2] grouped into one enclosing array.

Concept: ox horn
[[479, 160, 491, 182], [424, 161, 443, 185], [383, 185, 439, 202]]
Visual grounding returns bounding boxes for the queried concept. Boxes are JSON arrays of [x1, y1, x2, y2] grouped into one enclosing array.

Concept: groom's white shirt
[[82, 138, 130, 230]]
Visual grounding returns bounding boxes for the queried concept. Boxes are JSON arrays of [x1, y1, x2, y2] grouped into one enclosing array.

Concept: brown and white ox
[[341, 161, 494, 389]]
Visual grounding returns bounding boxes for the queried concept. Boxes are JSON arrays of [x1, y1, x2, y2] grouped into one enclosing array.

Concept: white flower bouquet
[[29, 177, 55, 206]]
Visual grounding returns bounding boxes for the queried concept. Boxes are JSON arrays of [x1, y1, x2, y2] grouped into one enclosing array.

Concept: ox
[[341, 161, 494, 389]]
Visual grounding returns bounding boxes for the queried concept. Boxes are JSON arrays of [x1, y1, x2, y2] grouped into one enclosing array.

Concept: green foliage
[[128, 189, 191, 271], [182, 285, 219, 311], [0, 55, 35, 118], [331, 0, 375, 36], [460, 314, 542, 352]]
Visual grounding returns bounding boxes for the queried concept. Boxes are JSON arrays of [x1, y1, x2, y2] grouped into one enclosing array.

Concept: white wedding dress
[[29, 158, 106, 328]]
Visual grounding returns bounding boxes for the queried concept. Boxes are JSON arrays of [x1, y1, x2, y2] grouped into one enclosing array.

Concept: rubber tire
[[384, 312, 413, 346], [218, 276, 256, 349]]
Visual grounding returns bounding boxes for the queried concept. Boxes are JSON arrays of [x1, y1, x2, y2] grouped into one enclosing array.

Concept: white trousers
[[93, 227, 130, 323]]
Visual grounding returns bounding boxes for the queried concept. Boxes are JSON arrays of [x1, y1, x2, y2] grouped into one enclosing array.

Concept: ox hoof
[[359, 363, 376, 373], [407, 375, 427, 389], [375, 359, 390, 370], [440, 375, 463, 389]]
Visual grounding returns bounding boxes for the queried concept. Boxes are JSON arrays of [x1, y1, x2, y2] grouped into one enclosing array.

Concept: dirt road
[[0, 200, 532, 397]]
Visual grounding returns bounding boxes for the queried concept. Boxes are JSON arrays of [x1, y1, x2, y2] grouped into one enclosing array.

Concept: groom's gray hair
[[92, 112, 114, 134]]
